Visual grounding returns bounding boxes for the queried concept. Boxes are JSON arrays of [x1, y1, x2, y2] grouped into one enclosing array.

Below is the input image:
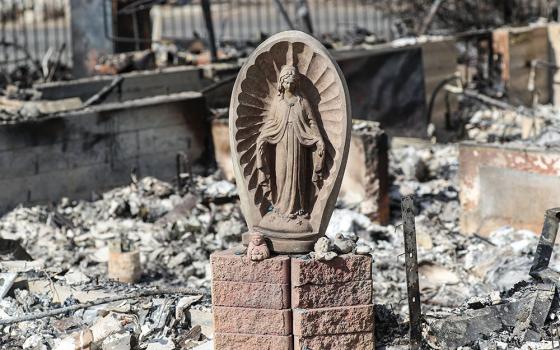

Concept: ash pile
[[0, 173, 243, 349]]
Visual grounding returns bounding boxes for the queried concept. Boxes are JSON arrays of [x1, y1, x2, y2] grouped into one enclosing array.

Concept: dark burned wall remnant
[[335, 45, 428, 138], [36, 65, 238, 110], [0, 92, 209, 214]]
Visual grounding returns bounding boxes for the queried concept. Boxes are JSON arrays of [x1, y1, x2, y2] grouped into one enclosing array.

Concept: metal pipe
[[200, 0, 218, 63]]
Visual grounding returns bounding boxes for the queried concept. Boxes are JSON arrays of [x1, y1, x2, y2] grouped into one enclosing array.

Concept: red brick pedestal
[[211, 249, 374, 350], [292, 255, 375, 350]]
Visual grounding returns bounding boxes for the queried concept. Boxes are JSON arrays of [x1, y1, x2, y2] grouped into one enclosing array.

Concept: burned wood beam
[[401, 195, 422, 349], [83, 76, 124, 107]]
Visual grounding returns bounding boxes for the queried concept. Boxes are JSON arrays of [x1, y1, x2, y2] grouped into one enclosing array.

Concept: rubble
[[0, 88, 82, 124], [0, 106, 560, 348], [0, 174, 241, 348], [0, 131, 554, 348], [426, 284, 556, 348]]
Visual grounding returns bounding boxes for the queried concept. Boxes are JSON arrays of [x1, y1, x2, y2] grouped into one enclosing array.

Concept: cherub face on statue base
[[230, 31, 351, 254], [246, 232, 271, 262]]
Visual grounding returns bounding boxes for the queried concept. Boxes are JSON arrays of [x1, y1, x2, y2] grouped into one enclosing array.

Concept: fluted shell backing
[[229, 31, 351, 235]]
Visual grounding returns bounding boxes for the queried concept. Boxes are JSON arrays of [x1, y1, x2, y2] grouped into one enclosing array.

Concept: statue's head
[[278, 65, 299, 95]]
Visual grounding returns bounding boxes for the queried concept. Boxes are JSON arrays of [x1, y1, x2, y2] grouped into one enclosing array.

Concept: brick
[[294, 332, 375, 350], [293, 305, 374, 336], [213, 306, 292, 336], [213, 281, 290, 309], [292, 280, 372, 309], [214, 333, 293, 350], [211, 249, 290, 284], [291, 254, 371, 286]]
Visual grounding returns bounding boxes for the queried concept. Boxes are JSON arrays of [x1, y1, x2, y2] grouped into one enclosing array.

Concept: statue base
[[210, 248, 375, 350], [242, 230, 320, 254]]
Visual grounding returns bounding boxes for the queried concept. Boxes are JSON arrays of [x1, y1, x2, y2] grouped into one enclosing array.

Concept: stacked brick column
[[292, 255, 375, 350], [211, 250, 374, 350], [211, 249, 293, 350]]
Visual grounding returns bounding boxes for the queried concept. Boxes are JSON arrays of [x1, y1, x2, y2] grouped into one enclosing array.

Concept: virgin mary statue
[[255, 65, 325, 234]]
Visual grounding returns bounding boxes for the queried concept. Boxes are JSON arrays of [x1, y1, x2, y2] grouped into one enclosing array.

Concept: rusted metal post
[[200, 0, 218, 62], [401, 195, 422, 350], [530, 208, 560, 284]]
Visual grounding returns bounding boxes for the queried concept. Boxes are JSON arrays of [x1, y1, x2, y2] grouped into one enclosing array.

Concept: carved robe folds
[[256, 94, 324, 234]]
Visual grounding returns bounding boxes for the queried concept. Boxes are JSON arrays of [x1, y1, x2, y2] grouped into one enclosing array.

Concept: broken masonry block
[[459, 142, 560, 237], [0, 273, 17, 299], [339, 120, 390, 224], [188, 308, 213, 339], [108, 240, 141, 284], [102, 332, 132, 350]]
